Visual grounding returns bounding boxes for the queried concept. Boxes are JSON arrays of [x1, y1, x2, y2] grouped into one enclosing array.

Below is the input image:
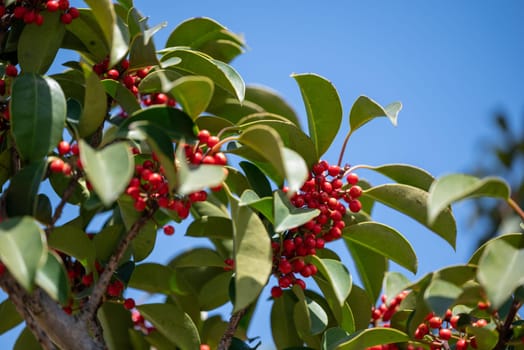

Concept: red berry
[[49, 158, 65, 173], [81, 274, 93, 286], [0, 6, 5, 17], [123, 298, 135, 310], [35, 13, 44, 26], [271, 286, 283, 298], [60, 13, 72, 24], [23, 10, 36, 24], [206, 136, 220, 148], [200, 345, 211, 350], [414, 323, 429, 339], [349, 199, 362, 213], [134, 198, 147, 211], [58, 0, 70, 10], [327, 165, 340, 176], [68, 7, 80, 19], [57, 141, 70, 155], [477, 301, 490, 310], [106, 69, 119, 80], [46, 1, 59, 11], [439, 328, 452, 340], [0, 262, 6, 276], [213, 152, 227, 165], [13, 6, 28, 19], [163, 225, 175, 236], [450, 315, 460, 329], [5, 64, 18, 77], [455, 339, 468, 350], [473, 318, 487, 328], [429, 316, 443, 329], [346, 173, 359, 185], [349, 185, 362, 198], [153, 93, 168, 104], [295, 279, 306, 289], [278, 260, 292, 274]]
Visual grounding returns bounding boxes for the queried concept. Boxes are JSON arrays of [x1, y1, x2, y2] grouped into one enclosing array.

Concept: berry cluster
[[270, 161, 363, 297], [48, 140, 80, 176], [0, 63, 19, 126], [368, 292, 497, 350], [0, 0, 79, 26]]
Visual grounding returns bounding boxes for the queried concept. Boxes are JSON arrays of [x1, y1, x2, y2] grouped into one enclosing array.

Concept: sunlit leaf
[[245, 84, 300, 125], [170, 76, 214, 119], [309, 256, 352, 306], [469, 232, 524, 265], [102, 79, 141, 115], [170, 247, 226, 268], [128, 263, 176, 294], [333, 327, 409, 350], [186, 217, 234, 240], [383, 272, 410, 305], [349, 96, 401, 132], [367, 163, 434, 191], [274, 190, 319, 232]]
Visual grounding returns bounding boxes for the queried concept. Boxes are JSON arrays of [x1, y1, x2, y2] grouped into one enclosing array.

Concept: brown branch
[[218, 308, 248, 350], [494, 299, 521, 350], [81, 209, 156, 321], [0, 272, 103, 350]]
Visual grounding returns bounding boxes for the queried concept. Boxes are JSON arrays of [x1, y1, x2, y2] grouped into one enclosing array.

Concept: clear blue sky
[[2, 1, 524, 348]]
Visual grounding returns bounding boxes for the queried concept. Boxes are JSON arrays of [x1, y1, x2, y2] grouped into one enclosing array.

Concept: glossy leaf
[[349, 96, 401, 132], [343, 222, 417, 273], [98, 302, 134, 350], [170, 247, 226, 268], [102, 79, 141, 115], [0, 217, 47, 291], [427, 174, 510, 224], [309, 256, 352, 307], [78, 63, 107, 138], [18, 12, 65, 74], [245, 85, 300, 125], [128, 263, 175, 294], [5, 160, 46, 218], [383, 272, 411, 304], [162, 48, 245, 101], [239, 190, 274, 223], [175, 145, 227, 195], [283, 147, 310, 194], [80, 141, 134, 207], [0, 299, 23, 335], [170, 76, 214, 119], [186, 216, 234, 240], [292, 73, 342, 157], [469, 232, 524, 264], [48, 225, 95, 271], [294, 295, 329, 336], [271, 291, 302, 349], [137, 303, 200, 350], [364, 184, 456, 248], [423, 278, 463, 316], [35, 251, 70, 304], [274, 190, 320, 232], [367, 164, 434, 191], [477, 239, 524, 309], [335, 327, 409, 350], [345, 241, 387, 303], [230, 198, 272, 312], [10, 73, 66, 162]]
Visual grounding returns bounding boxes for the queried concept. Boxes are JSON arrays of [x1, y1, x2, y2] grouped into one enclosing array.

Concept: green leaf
[[5, 160, 46, 218], [48, 225, 96, 271], [186, 217, 234, 240], [271, 291, 302, 349], [383, 272, 411, 304], [427, 174, 510, 224], [63, 9, 109, 61], [477, 240, 524, 309], [469, 233, 524, 265], [18, 12, 65, 74], [162, 48, 245, 101], [170, 76, 214, 119], [14, 327, 41, 350], [465, 325, 498, 349], [0, 217, 47, 291], [283, 147, 310, 194], [170, 247, 226, 268], [274, 190, 320, 232], [84, 0, 128, 66], [102, 79, 141, 115], [93, 225, 124, 263], [175, 145, 227, 195], [98, 302, 134, 350], [0, 299, 23, 335], [240, 161, 273, 198], [137, 303, 200, 350], [335, 327, 409, 350], [349, 96, 401, 132], [198, 272, 232, 310], [128, 32, 159, 69], [78, 63, 107, 138], [345, 241, 387, 303], [309, 256, 352, 306], [35, 251, 70, 304], [423, 278, 463, 316], [128, 263, 175, 294], [322, 327, 350, 350], [239, 190, 274, 223], [245, 85, 300, 125], [292, 73, 342, 157], [230, 198, 272, 312], [10, 73, 66, 162], [35, 194, 52, 225], [364, 184, 457, 248], [343, 222, 417, 273], [80, 141, 134, 207], [346, 285, 372, 331], [294, 296, 329, 336], [367, 164, 434, 191]]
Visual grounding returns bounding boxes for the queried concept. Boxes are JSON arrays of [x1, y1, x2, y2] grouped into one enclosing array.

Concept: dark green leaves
[[477, 239, 524, 309], [325, 327, 408, 350], [427, 174, 510, 224], [292, 73, 342, 157], [349, 96, 401, 132], [230, 198, 272, 312], [78, 63, 107, 138], [10, 73, 66, 162], [79, 140, 134, 207], [0, 217, 46, 290], [364, 184, 456, 248], [137, 303, 200, 350], [343, 222, 417, 274]]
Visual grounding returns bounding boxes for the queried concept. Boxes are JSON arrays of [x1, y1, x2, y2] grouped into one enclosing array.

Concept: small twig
[[81, 209, 156, 321], [337, 130, 353, 167], [507, 197, 524, 222], [494, 299, 521, 350], [217, 308, 248, 350]]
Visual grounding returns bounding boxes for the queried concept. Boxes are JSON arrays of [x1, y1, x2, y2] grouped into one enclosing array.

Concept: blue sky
[[2, 1, 524, 348]]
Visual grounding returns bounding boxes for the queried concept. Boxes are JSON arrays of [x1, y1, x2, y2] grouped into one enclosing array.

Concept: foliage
[[0, 1, 522, 350]]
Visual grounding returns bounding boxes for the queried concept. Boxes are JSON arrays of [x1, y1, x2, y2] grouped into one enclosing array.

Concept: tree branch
[[494, 299, 521, 350], [0, 272, 103, 350], [218, 308, 247, 350], [81, 209, 156, 321]]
